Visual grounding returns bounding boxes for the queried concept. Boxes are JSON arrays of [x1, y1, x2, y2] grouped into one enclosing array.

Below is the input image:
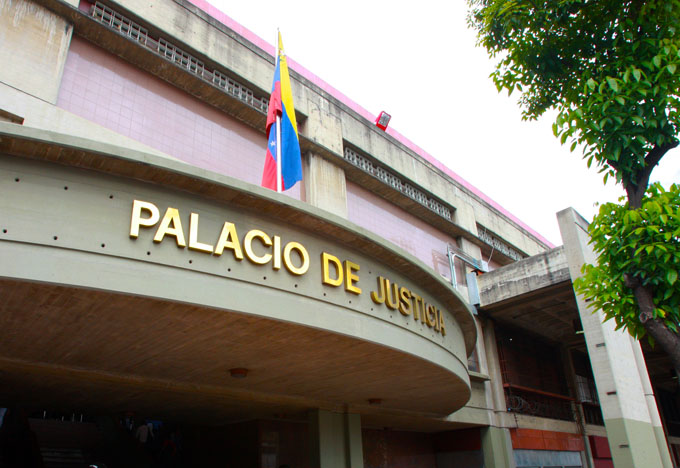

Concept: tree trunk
[[626, 141, 679, 208], [621, 146, 680, 377], [625, 274, 680, 379]]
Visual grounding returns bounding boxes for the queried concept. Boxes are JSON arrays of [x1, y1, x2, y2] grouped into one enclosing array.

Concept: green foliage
[[468, 0, 680, 189], [468, 0, 680, 350], [574, 184, 680, 340]]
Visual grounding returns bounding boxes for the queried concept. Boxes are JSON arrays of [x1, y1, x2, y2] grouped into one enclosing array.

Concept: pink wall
[[347, 182, 457, 282], [185, 0, 552, 248], [57, 38, 485, 276], [57, 37, 301, 200]]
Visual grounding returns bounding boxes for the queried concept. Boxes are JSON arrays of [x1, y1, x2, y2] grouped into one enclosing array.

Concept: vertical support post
[[481, 426, 516, 468], [304, 152, 348, 218], [557, 207, 673, 468], [562, 346, 595, 468], [309, 409, 363, 468]]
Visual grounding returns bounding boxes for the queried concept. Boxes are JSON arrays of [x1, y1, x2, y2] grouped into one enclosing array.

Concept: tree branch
[[625, 273, 680, 376], [626, 141, 679, 208]]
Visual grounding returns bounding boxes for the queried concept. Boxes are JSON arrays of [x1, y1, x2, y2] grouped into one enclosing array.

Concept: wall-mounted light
[[374, 111, 391, 131]]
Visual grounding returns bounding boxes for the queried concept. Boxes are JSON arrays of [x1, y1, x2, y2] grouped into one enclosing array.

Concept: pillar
[[557, 207, 673, 468], [482, 320, 508, 420], [0, 0, 74, 104], [309, 409, 364, 468], [562, 346, 595, 468], [480, 320, 517, 467], [304, 152, 348, 218], [482, 426, 516, 468]]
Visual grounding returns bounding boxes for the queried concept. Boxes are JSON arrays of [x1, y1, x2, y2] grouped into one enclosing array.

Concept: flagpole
[[276, 114, 282, 193], [275, 31, 283, 193]]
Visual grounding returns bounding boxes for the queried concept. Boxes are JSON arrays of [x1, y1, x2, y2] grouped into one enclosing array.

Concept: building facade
[[0, 0, 677, 467]]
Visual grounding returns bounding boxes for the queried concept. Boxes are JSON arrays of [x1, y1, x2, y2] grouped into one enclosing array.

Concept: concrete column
[[482, 426, 516, 468], [309, 409, 364, 468], [0, 0, 74, 104], [557, 208, 672, 468], [631, 338, 674, 467], [482, 320, 507, 419], [562, 347, 595, 468], [304, 152, 348, 218], [478, 319, 517, 467]]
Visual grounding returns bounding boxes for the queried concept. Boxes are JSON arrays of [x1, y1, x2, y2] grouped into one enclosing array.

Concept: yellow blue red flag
[[262, 32, 302, 191]]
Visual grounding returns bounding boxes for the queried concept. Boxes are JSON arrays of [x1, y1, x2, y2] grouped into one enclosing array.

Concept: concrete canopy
[[0, 125, 477, 426]]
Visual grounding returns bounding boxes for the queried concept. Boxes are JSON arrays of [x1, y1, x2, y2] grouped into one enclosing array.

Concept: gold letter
[[130, 200, 159, 238], [273, 236, 282, 270], [398, 287, 412, 316], [425, 304, 436, 327], [411, 293, 422, 321], [370, 277, 386, 304], [214, 222, 243, 260], [188, 213, 214, 253], [244, 229, 272, 265], [344, 261, 361, 295], [322, 252, 343, 286], [153, 207, 186, 247], [283, 242, 310, 275], [385, 279, 399, 310], [439, 311, 446, 336]]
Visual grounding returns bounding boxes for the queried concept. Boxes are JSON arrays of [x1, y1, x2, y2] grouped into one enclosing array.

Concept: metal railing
[[581, 402, 604, 426], [505, 385, 575, 421], [343, 146, 453, 221], [90, 2, 269, 113]]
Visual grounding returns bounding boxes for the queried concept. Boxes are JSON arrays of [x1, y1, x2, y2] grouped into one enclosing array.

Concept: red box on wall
[[589, 435, 612, 459]]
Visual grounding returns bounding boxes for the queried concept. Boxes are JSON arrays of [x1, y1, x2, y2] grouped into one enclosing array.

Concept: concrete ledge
[[478, 246, 570, 308], [0, 122, 478, 355]]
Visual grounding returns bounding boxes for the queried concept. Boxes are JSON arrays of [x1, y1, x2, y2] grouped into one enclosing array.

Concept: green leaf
[[653, 55, 662, 68], [669, 64, 678, 75], [623, 69, 631, 83], [669, 270, 678, 286], [606, 76, 619, 92]]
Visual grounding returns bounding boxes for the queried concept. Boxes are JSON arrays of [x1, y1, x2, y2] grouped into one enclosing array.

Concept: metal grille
[[477, 226, 523, 261], [505, 388, 575, 421], [343, 147, 453, 222], [91, 3, 148, 43], [91, 2, 268, 113], [157, 38, 204, 74]]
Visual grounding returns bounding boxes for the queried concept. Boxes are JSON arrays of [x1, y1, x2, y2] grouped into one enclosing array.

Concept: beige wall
[[104, 0, 548, 260], [0, 0, 73, 103]]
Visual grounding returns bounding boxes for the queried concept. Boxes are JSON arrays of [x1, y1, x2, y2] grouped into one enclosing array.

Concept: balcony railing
[[581, 401, 604, 426], [504, 384, 575, 421], [90, 2, 269, 113]]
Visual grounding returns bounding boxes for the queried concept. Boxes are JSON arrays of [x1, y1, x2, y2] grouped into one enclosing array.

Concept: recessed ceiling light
[[229, 368, 249, 378]]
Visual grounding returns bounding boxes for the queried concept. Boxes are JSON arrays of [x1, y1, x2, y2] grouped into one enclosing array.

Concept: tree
[[582, 185, 680, 362], [467, 0, 680, 374]]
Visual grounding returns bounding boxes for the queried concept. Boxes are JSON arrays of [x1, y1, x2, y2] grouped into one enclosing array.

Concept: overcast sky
[[208, 0, 680, 246]]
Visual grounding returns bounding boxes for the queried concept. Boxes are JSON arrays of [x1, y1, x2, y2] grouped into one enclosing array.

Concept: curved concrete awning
[[0, 124, 477, 423]]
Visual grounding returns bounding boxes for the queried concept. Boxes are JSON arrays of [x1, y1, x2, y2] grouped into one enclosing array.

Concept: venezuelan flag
[[262, 32, 302, 191]]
